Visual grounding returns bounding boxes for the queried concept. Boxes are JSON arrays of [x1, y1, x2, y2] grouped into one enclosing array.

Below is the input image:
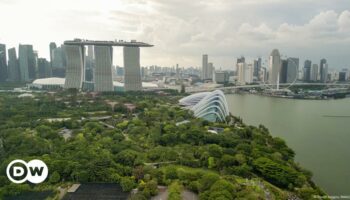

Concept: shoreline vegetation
[[0, 89, 328, 199]]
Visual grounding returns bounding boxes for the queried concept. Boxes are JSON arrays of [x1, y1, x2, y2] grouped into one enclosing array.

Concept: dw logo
[[6, 159, 48, 184]]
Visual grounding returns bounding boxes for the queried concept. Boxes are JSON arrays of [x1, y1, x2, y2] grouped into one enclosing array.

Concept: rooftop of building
[[64, 39, 153, 47]]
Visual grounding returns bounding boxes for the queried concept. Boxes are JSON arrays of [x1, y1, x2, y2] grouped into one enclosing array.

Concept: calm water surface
[[225, 94, 350, 195]]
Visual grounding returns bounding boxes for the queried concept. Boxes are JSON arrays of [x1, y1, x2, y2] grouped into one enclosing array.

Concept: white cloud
[[238, 23, 275, 40], [338, 10, 350, 32], [0, 0, 349, 69]]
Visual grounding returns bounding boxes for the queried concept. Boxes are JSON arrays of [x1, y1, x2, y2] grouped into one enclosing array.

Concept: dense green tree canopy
[[0, 90, 326, 199]]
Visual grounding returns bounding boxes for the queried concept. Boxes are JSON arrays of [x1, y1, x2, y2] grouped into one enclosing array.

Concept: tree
[[168, 181, 182, 200], [120, 177, 136, 192], [115, 150, 139, 166], [141, 179, 158, 198], [199, 173, 220, 191], [219, 155, 237, 168], [208, 144, 223, 158], [133, 166, 144, 180], [208, 157, 216, 169], [36, 125, 57, 139], [253, 157, 303, 188], [48, 171, 61, 184], [208, 190, 232, 200], [164, 166, 178, 180], [209, 179, 236, 199]]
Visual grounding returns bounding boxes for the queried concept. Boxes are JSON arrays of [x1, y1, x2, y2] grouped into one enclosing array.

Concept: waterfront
[[226, 94, 350, 195]]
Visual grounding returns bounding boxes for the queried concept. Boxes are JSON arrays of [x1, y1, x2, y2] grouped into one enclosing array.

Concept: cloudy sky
[[0, 0, 349, 70]]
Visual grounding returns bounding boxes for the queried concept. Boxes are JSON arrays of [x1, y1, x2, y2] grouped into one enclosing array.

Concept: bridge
[[186, 83, 350, 93]]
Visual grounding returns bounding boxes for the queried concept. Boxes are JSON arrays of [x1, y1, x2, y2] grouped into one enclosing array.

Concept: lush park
[[0, 89, 326, 199]]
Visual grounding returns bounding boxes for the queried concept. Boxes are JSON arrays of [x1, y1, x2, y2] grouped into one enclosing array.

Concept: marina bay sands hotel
[[63, 39, 153, 91]]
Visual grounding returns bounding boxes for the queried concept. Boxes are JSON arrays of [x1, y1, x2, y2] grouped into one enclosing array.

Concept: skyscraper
[[260, 67, 267, 82], [94, 46, 113, 92], [303, 60, 312, 82], [253, 58, 261, 79], [176, 64, 179, 79], [52, 47, 65, 68], [280, 59, 288, 83], [37, 58, 51, 78], [0, 44, 7, 82], [245, 63, 253, 84], [202, 54, 209, 80], [320, 58, 328, 83], [64, 45, 84, 89], [311, 64, 319, 81], [208, 62, 214, 80], [124, 46, 142, 91], [19, 44, 35, 82], [7, 47, 20, 82], [339, 71, 347, 81], [237, 62, 246, 84], [236, 56, 245, 78], [34, 51, 39, 78], [269, 49, 282, 84], [49, 42, 57, 67], [52, 45, 67, 78], [286, 57, 299, 83], [268, 49, 282, 86]]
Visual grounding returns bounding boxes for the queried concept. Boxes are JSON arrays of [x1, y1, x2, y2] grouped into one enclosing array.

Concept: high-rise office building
[[311, 64, 318, 81], [94, 46, 113, 92], [202, 54, 209, 80], [268, 49, 281, 86], [320, 58, 327, 82], [319, 58, 328, 83], [253, 58, 262, 79], [34, 51, 39, 77], [176, 64, 180, 79], [339, 71, 347, 82], [19, 44, 35, 82], [208, 62, 214, 80], [235, 56, 245, 77], [237, 62, 246, 84], [52, 47, 65, 68], [0, 44, 7, 82], [52, 46, 67, 78], [259, 67, 267, 82], [286, 57, 299, 83], [215, 71, 229, 84], [324, 63, 328, 82], [37, 58, 51, 78], [49, 42, 57, 67], [303, 60, 312, 82], [280, 60, 288, 83], [64, 45, 84, 89], [7, 47, 20, 82], [124, 46, 142, 91], [245, 63, 254, 84]]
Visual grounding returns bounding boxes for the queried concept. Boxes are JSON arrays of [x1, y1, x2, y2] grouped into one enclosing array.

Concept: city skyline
[[0, 0, 349, 69]]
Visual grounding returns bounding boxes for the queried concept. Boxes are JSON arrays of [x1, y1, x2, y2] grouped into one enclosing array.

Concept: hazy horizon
[[0, 0, 349, 70]]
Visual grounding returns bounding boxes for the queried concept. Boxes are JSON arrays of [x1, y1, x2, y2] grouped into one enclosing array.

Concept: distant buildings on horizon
[[200, 49, 349, 86], [0, 40, 349, 87]]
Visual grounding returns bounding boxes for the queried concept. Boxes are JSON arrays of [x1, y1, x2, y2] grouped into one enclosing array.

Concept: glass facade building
[[179, 90, 229, 122]]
